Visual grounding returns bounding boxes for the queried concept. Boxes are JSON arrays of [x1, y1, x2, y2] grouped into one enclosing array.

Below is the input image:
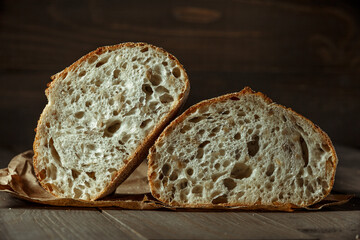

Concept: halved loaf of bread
[[148, 87, 337, 209], [33, 42, 190, 200]]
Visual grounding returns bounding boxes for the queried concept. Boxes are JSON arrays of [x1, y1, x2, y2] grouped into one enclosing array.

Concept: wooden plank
[[258, 211, 360, 240], [102, 210, 314, 239], [0, 207, 142, 240]]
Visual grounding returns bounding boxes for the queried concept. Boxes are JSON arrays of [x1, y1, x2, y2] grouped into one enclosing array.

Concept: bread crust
[[33, 42, 190, 200], [147, 87, 338, 209]]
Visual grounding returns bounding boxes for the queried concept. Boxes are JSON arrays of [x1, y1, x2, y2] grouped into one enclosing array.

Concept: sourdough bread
[[148, 87, 337, 208], [33, 42, 190, 200]]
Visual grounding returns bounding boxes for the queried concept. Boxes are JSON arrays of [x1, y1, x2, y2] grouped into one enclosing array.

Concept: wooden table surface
[[0, 145, 359, 240]]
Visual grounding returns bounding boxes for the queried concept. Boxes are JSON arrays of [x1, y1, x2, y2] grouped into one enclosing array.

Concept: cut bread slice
[[148, 87, 337, 209], [33, 42, 190, 200]]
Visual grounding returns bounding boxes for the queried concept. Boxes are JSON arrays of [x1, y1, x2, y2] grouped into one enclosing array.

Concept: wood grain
[[102, 210, 315, 239], [258, 211, 360, 240], [0, 207, 141, 240]]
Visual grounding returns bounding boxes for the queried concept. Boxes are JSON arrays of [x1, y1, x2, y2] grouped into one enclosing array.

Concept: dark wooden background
[[1, 0, 360, 167]]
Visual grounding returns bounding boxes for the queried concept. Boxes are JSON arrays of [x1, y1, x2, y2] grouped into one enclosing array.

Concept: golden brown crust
[[33, 42, 190, 200], [147, 86, 338, 209]]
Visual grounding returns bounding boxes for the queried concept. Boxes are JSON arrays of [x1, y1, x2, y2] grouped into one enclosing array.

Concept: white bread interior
[[34, 43, 189, 200]]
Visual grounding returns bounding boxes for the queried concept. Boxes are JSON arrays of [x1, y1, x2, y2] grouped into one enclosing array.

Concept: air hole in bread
[[149, 101, 158, 111], [178, 179, 188, 189], [237, 110, 246, 117], [230, 97, 239, 101], [79, 70, 86, 77], [189, 116, 204, 123], [47, 164, 57, 180], [124, 107, 137, 116], [196, 148, 204, 159], [296, 177, 304, 187], [140, 47, 148, 53], [321, 180, 328, 189], [198, 129, 205, 136], [71, 169, 80, 179], [72, 95, 80, 104], [199, 141, 210, 148], [38, 169, 46, 180], [121, 134, 131, 143], [120, 62, 127, 69], [86, 171, 96, 180], [192, 185, 203, 195], [94, 78, 102, 87], [74, 188, 82, 198], [223, 160, 231, 168], [266, 163, 275, 176], [162, 61, 168, 66], [161, 163, 171, 176], [223, 178, 236, 190], [321, 143, 331, 152], [209, 126, 220, 137], [87, 144, 95, 151], [160, 93, 173, 104], [180, 189, 189, 202], [140, 119, 152, 128], [158, 173, 164, 180], [142, 84, 153, 95], [307, 166, 313, 176], [45, 122, 50, 128], [247, 136, 259, 157], [49, 138, 61, 164], [96, 56, 110, 68], [212, 194, 228, 204], [186, 168, 193, 176], [104, 120, 121, 137], [131, 56, 137, 61], [149, 73, 162, 86], [265, 182, 272, 190], [214, 163, 220, 170], [75, 111, 85, 119], [169, 171, 178, 181], [230, 162, 252, 179], [88, 55, 98, 64], [234, 133, 240, 140], [113, 69, 120, 78], [299, 136, 309, 167], [133, 65, 138, 70], [108, 168, 117, 174], [171, 67, 180, 78], [235, 192, 244, 199], [155, 86, 169, 94], [107, 98, 114, 106], [85, 101, 92, 107]]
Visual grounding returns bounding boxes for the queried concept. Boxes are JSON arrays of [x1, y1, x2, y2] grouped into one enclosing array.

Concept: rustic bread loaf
[[148, 87, 337, 209], [33, 42, 190, 200]]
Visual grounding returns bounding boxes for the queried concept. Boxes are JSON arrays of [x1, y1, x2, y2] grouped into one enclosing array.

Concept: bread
[[148, 87, 337, 209], [33, 42, 190, 200]]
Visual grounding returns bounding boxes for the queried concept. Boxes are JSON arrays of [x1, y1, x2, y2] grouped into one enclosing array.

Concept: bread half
[[33, 42, 190, 200], [148, 87, 337, 209]]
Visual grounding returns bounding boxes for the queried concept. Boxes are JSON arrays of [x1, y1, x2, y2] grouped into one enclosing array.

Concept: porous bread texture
[[33, 42, 190, 200], [148, 87, 338, 209]]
